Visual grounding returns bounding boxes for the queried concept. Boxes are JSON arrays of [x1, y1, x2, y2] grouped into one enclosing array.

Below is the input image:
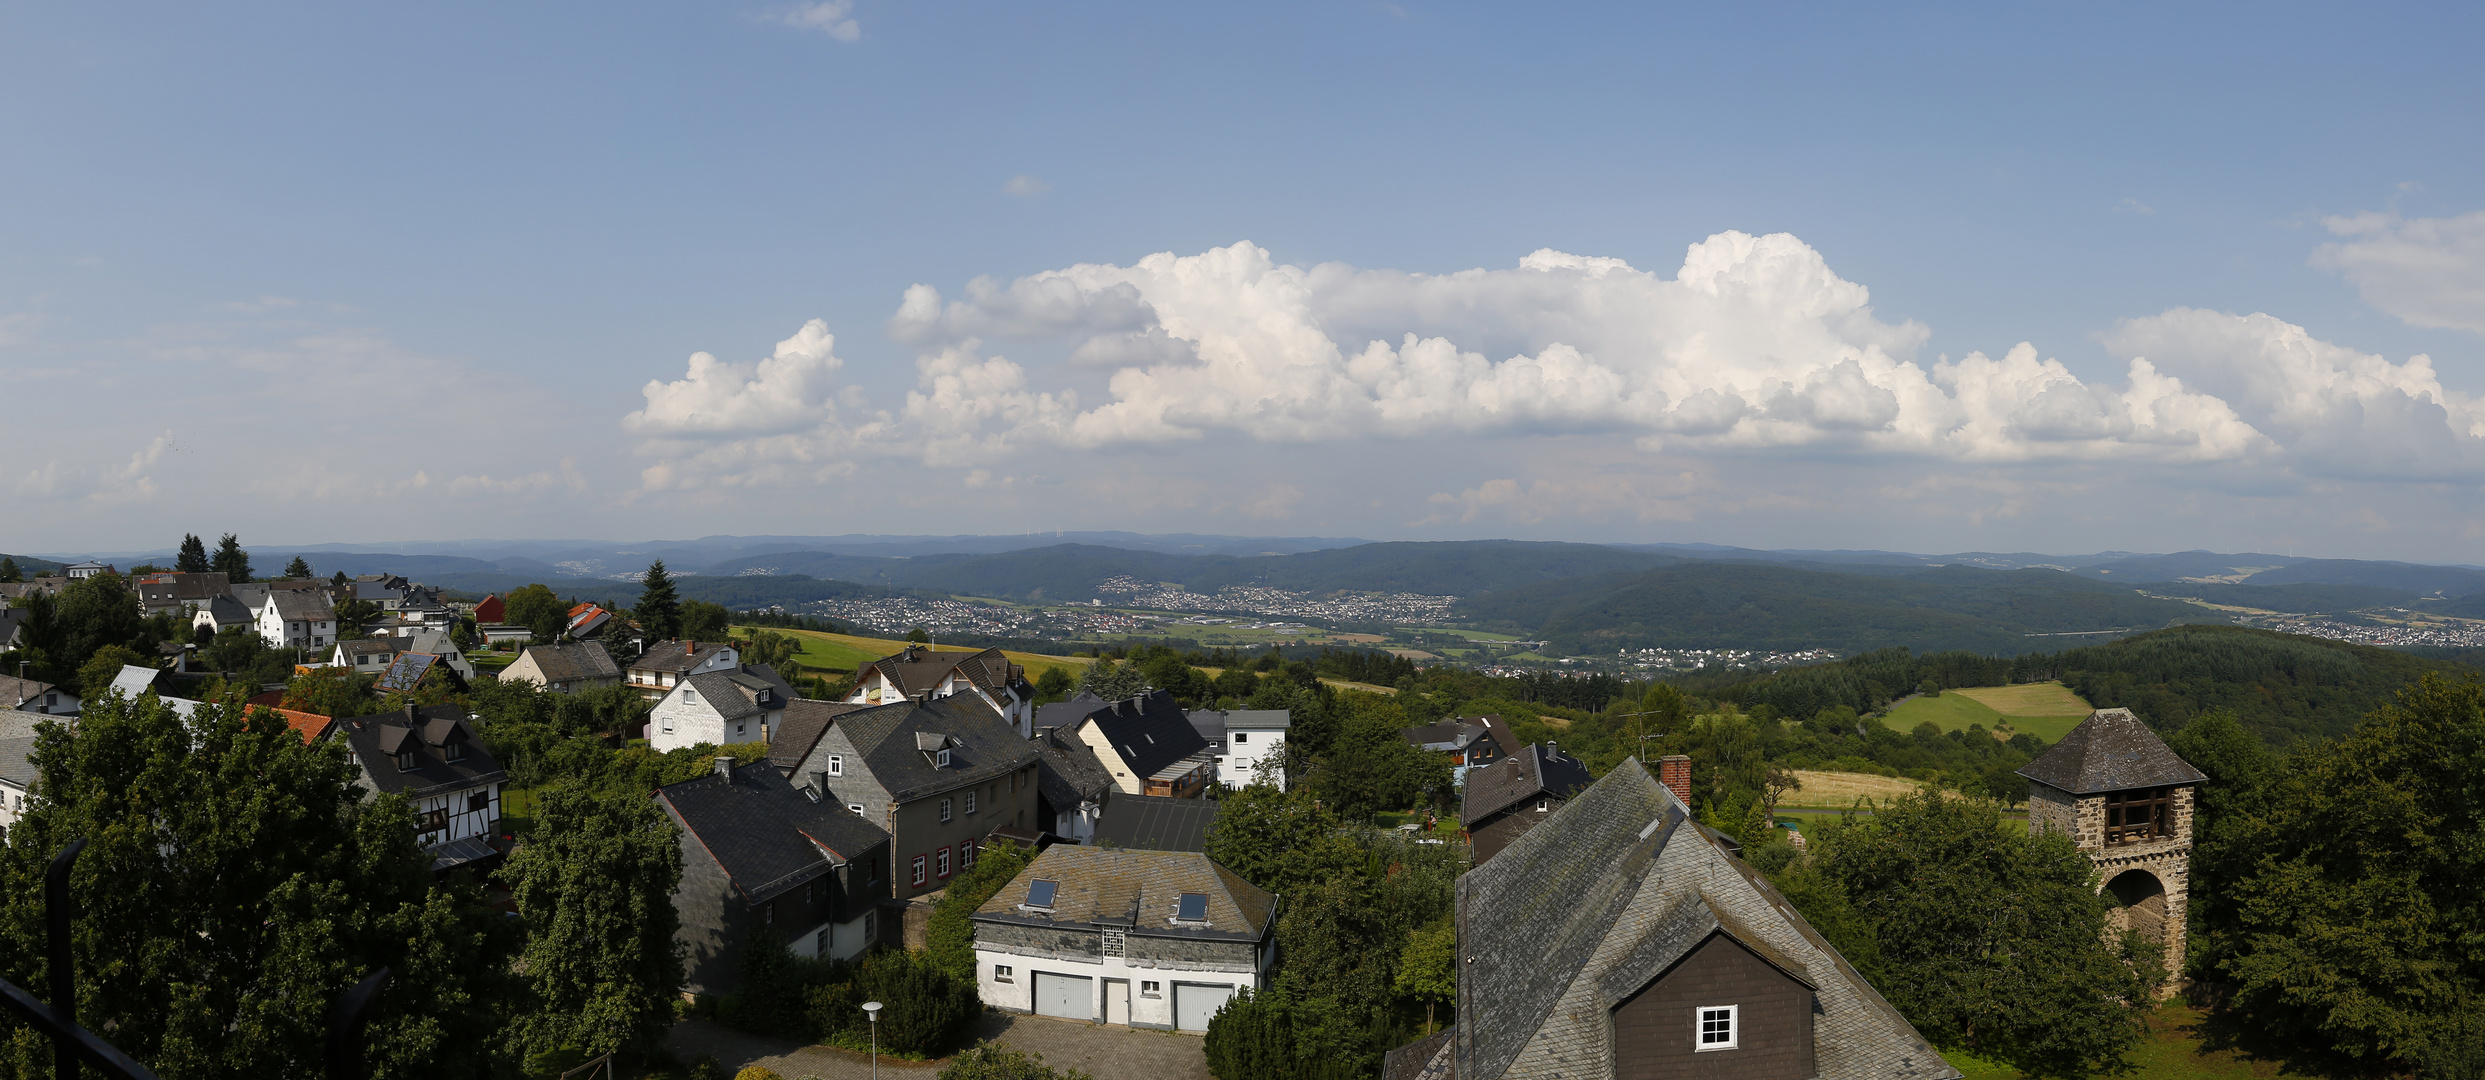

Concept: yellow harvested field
[[1950, 682, 2092, 716], [1320, 678, 1400, 695], [1779, 770, 1931, 808]]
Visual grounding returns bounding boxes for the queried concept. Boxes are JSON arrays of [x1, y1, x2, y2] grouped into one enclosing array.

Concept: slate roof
[[770, 698, 869, 772], [834, 694, 1040, 803], [1033, 691, 1110, 732], [859, 645, 1032, 700], [1381, 1029, 1454, 1080], [631, 639, 732, 675], [267, 589, 335, 621], [1093, 794, 1223, 853], [1462, 742, 1596, 823], [331, 704, 506, 796], [1453, 759, 1956, 1080], [972, 845, 1275, 943], [520, 641, 620, 683], [0, 609, 21, 651], [1403, 715, 1506, 755], [199, 594, 254, 627], [2017, 708, 2208, 795], [0, 676, 61, 710], [0, 736, 37, 790], [682, 669, 786, 721], [1068, 690, 1211, 782], [1032, 729, 1114, 810], [337, 639, 402, 662], [658, 758, 892, 903], [134, 572, 229, 607]]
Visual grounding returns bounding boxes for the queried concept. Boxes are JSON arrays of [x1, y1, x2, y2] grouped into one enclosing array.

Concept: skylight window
[[1176, 892, 1208, 921], [1025, 879, 1059, 910]]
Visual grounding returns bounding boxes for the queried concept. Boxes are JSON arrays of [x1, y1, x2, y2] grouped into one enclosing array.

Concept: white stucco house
[[650, 667, 795, 752], [1189, 708, 1291, 789], [255, 588, 336, 650], [971, 846, 1276, 1033]]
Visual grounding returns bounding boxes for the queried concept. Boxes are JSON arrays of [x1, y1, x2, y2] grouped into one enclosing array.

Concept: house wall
[[668, 814, 749, 996], [794, 726, 895, 822], [973, 920, 1266, 1030], [1074, 720, 1144, 796], [411, 783, 501, 847], [1221, 726, 1286, 789], [0, 781, 26, 829], [1610, 935, 1815, 1080], [885, 764, 1041, 900], [1468, 797, 1564, 865]]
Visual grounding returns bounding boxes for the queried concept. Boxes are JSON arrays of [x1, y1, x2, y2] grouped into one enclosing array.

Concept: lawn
[[1396, 627, 1524, 641], [731, 625, 1091, 679], [1944, 1001, 2321, 1080], [1885, 681, 2094, 743]]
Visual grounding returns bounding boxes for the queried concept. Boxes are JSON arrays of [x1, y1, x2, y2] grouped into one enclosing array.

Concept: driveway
[[666, 1013, 1210, 1080]]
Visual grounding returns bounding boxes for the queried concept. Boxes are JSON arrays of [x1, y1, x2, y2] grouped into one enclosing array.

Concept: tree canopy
[[210, 533, 253, 583], [176, 533, 209, 573], [635, 562, 682, 643]]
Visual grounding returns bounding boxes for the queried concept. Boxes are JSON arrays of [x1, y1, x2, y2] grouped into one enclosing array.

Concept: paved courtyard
[[666, 1013, 1211, 1080]]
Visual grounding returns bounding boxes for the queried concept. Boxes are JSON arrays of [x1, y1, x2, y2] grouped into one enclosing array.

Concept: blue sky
[[6, 2, 2483, 560]]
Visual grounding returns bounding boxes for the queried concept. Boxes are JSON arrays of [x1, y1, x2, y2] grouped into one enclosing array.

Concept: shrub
[[854, 949, 984, 1057], [687, 1056, 728, 1080], [927, 841, 1038, 981], [734, 1068, 783, 1080]]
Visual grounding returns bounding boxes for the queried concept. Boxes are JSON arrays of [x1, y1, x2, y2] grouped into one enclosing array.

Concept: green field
[[1395, 627, 1524, 641], [1946, 1002, 2315, 1079], [1884, 681, 2093, 743], [732, 625, 1091, 679]]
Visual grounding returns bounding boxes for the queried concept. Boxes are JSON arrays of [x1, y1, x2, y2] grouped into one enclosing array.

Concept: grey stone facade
[[2029, 782, 2194, 985]]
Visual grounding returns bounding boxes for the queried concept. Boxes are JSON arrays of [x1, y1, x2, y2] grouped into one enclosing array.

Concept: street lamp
[[861, 1000, 882, 1080]]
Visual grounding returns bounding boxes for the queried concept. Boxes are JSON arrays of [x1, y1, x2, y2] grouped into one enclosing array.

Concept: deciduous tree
[[1393, 919, 1455, 1036], [502, 782, 685, 1060], [681, 599, 730, 643], [0, 693, 518, 1078], [502, 583, 567, 644]]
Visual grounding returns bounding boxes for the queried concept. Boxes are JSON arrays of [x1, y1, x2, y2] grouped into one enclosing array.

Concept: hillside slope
[[1459, 562, 2219, 654]]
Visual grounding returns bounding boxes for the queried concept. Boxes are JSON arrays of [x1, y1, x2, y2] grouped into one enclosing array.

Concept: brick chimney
[[1658, 755, 1692, 805]]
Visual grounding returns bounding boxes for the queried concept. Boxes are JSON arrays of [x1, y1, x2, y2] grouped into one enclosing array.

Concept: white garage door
[[1174, 983, 1234, 1032], [1034, 972, 1093, 1021]]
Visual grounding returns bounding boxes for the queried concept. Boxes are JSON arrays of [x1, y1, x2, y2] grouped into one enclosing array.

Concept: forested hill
[[1710, 625, 2472, 747], [698, 540, 1679, 601], [1457, 562, 2218, 655]]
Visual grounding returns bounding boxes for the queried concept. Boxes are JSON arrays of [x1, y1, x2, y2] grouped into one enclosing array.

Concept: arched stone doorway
[[2104, 868, 2169, 954]]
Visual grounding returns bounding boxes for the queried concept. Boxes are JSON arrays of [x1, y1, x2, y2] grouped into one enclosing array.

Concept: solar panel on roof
[[1176, 892, 1208, 921], [376, 652, 437, 693], [1026, 879, 1059, 909]]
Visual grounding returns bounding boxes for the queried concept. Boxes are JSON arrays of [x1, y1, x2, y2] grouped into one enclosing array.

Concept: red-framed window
[[937, 846, 953, 879], [911, 855, 927, 886]]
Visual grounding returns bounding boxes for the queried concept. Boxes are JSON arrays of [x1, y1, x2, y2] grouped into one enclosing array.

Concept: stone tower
[[2016, 708, 2206, 988]]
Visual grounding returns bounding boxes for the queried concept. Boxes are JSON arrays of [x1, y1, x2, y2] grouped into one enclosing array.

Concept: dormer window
[[445, 741, 465, 763], [396, 750, 417, 772], [936, 749, 951, 767]]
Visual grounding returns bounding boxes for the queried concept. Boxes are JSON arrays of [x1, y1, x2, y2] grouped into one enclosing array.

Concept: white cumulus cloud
[[627, 232, 2485, 498], [2312, 209, 2485, 334]]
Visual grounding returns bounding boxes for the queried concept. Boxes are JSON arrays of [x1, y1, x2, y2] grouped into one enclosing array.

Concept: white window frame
[[848, 803, 866, 815], [1140, 980, 1161, 998], [911, 855, 927, 886], [994, 964, 1013, 983], [828, 755, 843, 777], [1695, 1004, 1739, 1052], [936, 748, 951, 767], [940, 797, 953, 822], [964, 790, 977, 815]]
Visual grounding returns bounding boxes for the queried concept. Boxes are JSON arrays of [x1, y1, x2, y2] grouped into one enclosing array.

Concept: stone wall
[[2038, 783, 2195, 991]]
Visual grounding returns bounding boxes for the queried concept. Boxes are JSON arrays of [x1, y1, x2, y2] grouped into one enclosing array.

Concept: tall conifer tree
[[634, 561, 681, 643], [176, 533, 210, 573]]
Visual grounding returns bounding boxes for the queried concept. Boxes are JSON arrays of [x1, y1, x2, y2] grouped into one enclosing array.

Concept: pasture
[[731, 625, 1091, 679], [1885, 681, 2094, 743], [1777, 769, 1929, 808]]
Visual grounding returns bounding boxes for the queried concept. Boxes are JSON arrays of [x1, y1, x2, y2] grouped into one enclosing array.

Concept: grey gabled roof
[[659, 759, 890, 903], [0, 736, 37, 789], [860, 645, 1032, 700], [2017, 708, 2208, 795], [520, 641, 620, 683], [106, 664, 160, 699], [1033, 730, 1114, 809], [1093, 794, 1222, 853], [1462, 742, 1595, 823], [771, 699, 868, 772], [268, 589, 335, 621], [630, 639, 731, 675], [330, 704, 506, 796], [1071, 690, 1210, 781], [836, 694, 1039, 803], [1454, 759, 1956, 1080], [682, 669, 785, 722]]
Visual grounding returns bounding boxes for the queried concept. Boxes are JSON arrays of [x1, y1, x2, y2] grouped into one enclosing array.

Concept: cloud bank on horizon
[[626, 230, 2485, 495]]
